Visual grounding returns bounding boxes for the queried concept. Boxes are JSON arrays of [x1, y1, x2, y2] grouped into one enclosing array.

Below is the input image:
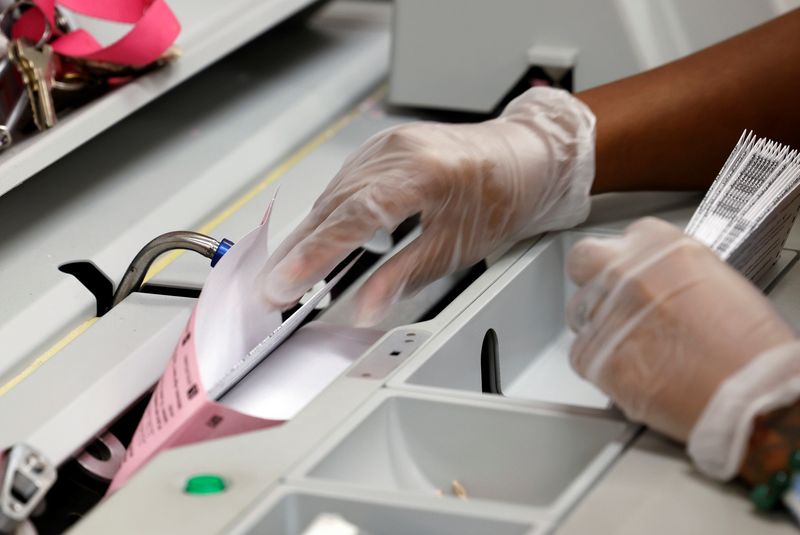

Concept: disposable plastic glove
[[262, 87, 596, 325], [565, 217, 796, 446]]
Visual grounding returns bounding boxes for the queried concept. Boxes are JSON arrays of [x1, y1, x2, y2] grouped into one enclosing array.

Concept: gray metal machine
[[1, 1, 799, 534], [389, 0, 794, 112]]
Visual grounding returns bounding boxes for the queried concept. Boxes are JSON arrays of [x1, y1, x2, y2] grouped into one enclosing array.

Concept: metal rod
[[111, 231, 220, 308]]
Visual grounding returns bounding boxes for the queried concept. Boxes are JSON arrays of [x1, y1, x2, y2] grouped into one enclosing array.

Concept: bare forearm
[[577, 9, 800, 194]]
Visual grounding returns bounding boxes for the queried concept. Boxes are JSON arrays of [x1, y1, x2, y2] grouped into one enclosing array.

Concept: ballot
[[109, 199, 383, 491], [686, 130, 800, 284]]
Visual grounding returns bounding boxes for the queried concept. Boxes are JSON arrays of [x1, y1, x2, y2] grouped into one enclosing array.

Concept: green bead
[[184, 474, 226, 495], [789, 450, 800, 473], [769, 470, 792, 493], [752, 483, 779, 511]]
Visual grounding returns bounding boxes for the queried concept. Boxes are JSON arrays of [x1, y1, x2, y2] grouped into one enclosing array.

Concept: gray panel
[[389, 0, 777, 112], [249, 493, 532, 535]]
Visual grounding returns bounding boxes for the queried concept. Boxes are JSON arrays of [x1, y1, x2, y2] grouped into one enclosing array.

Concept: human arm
[[580, 8, 800, 193]]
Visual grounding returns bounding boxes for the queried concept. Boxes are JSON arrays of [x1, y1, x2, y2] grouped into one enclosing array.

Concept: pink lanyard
[[12, 0, 180, 66]]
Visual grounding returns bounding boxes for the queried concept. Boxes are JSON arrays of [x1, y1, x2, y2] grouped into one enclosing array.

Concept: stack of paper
[[109, 199, 383, 491], [686, 131, 800, 284]]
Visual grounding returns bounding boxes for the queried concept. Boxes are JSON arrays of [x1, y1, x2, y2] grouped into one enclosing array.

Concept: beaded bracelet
[[751, 449, 800, 511]]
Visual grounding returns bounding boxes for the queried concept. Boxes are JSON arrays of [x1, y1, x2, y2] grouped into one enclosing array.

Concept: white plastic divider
[[285, 389, 636, 526], [233, 483, 541, 535], [388, 231, 616, 410]]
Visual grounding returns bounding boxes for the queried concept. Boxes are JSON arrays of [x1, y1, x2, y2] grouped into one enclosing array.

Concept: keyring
[[0, 0, 52, 49]]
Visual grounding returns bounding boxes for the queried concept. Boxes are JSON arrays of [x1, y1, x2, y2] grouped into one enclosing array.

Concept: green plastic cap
[[184, 474, 226, 495]]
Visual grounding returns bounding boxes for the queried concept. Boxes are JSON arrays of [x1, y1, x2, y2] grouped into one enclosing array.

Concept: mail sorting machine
[[1, 1, 800, 534]]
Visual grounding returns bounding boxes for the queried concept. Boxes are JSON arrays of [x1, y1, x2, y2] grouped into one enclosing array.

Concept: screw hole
[[390, 350, 401, 356]]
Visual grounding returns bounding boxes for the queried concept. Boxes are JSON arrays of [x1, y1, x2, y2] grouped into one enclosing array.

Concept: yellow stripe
[[0, 86, 385, 397], [0, 318, 98, 397]]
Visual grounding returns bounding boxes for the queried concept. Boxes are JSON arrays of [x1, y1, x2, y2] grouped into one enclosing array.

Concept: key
[[8, 39, 57, 130]]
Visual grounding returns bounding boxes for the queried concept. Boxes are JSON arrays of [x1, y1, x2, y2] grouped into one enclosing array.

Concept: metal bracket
[[0, 444, 56, 534]]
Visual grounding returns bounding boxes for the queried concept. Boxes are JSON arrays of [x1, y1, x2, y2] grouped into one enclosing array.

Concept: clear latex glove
[[565, 217, 796, 443], [262, 87, 596, 325], [689, 339, 800, 480]]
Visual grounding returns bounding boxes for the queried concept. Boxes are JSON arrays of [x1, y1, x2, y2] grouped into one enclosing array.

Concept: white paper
[[194, 203, 282, 389], [223, 322, 384, 420]]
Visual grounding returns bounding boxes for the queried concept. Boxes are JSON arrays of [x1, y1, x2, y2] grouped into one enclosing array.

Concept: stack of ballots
[[685, 131, 800, 285]]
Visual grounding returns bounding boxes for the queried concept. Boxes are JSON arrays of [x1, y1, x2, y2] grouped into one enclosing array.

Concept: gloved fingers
[[576, 288, 709, 440], [566, 218, 685, 290], [588, 326, 669, 428], [565, 233, 638, 333], [351, 230, 459, 326], [262, 189, 417, 307], [261, 207, 330, 279], [262, 127, 425, 276], [568, 233, 705, 333], [262, 174, 370, 279], [570, 254, 704, 392], [569, 277, 643, 383], [623, 217, 687, 248], [568, 247, 677, 382], [565, 278, 608, 333], [256, 184, 371, 299], [566, 235, 626, 286]]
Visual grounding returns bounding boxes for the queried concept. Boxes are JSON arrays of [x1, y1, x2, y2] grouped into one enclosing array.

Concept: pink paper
[[108, 313, 279, 493]]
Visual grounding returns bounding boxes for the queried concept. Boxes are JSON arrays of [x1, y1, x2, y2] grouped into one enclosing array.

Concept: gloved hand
[[565, 217, 796, 447], [262, 87, 596, 325]]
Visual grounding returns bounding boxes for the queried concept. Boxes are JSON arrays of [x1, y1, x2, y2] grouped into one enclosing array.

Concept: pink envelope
[[109, 201, 382, 492]]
